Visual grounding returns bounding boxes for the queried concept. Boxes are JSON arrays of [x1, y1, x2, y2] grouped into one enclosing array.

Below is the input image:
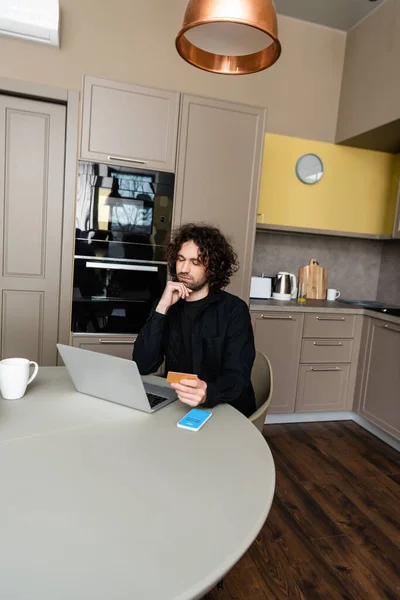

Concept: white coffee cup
[[0, 358, 39, 400], [327, 288, 341, 301]]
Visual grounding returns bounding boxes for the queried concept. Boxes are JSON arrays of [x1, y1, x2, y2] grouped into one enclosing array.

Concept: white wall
[[0, 1, 346, 143]]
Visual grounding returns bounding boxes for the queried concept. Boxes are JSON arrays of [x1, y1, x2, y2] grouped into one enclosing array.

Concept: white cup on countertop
[[0, 358, 39, 400], [327, 288, 341, 301]]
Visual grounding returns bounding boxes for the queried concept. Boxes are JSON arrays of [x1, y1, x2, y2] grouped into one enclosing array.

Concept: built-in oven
[[72, 161, 174, 334], [72, 257, 167, 334]]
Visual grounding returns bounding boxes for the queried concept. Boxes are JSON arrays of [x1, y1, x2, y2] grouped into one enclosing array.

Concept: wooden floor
[[204, 421, 400, 600]]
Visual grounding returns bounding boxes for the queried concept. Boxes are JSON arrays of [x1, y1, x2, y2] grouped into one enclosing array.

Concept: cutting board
[[298, 258, 327, 299]]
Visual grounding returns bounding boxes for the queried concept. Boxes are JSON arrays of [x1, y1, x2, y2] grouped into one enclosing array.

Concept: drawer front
[[304, 314, 356, 338], [296, 364, 350, 412], [301, 339, 353, 364], [71, 335, 136, 361], [70, 334, 164, 375]]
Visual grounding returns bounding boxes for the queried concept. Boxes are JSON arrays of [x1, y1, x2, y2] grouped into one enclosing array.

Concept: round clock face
[[296, 153, 324, 184]]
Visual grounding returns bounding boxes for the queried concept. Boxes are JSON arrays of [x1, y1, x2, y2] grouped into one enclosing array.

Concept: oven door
[[72, 258, 167, 334]]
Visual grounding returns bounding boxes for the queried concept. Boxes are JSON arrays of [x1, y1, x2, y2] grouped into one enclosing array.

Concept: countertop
[[250, 299, 400, 325]]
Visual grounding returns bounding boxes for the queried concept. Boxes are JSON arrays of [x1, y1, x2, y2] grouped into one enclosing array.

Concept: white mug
[[327, 288, 341, 301], [0, 358, 39, 400]]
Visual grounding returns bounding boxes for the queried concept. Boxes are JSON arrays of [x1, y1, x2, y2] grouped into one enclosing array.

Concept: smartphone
[[177, 408, 212, 431]]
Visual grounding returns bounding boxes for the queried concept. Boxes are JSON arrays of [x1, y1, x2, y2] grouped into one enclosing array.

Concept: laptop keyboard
[[146, 392, 167, 409]]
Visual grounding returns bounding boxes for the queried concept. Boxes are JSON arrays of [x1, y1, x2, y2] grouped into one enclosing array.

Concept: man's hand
[[156, 281, 192, 314], [171, 378, 207, 407]]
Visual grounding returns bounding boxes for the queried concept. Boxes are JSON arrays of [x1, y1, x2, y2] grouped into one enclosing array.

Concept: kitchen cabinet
[[296, 364, 350, 412], [71, 334, 136, 360], [0, 94, 66, 365], [335, 0, 400, 149], [393, 182, 400, 239], [80, 76, 180, 172], [251, 312, 304, 414], [257, 133, 395, 237], [300, 339, 353, 364], [358, 318, 400, 440], [251, 308, 362, 416], [298, 313, 361, 412], [71, 334, 164, 375], [303, 314, 356, 339], [174, 94, 266, 300]]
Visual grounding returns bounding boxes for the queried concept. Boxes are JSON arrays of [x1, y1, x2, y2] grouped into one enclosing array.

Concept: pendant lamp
[[175, 0, 281, 75]]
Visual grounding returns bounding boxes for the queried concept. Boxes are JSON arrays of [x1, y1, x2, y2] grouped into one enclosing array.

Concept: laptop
[[56, 344, 177, 413]]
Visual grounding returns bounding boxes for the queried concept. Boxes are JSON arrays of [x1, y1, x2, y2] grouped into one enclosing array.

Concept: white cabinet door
[[393, 180, 400, 239], [296, 365, 350, 412], [81, 76, 180, 172], [174, 94, 266, 300], [359, 318, 400, 439], [0, 95, 66, 365], [251, 312, 304, 414]]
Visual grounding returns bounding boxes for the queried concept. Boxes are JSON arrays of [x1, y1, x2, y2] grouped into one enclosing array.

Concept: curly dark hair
[[165, 223, 239, 292]]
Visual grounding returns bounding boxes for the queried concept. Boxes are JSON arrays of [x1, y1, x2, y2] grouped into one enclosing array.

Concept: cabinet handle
[[316, 317, 345, 321], [108, 155, 149, 165], [261, 315, 293, 320], [380, 324, 400, 333], [311, 367, 341, 372], [313, 341, 343, 346], [99, 339, 134, 345], [86, 261, 158, 273], [257, 212, 264, 223]]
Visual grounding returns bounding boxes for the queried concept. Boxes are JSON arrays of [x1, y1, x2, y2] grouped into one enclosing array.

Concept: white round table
[[0, 368, 275, 600]]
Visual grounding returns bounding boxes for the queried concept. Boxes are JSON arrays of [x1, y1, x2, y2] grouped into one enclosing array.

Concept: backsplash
[[377, 241, 400, 305], [253, 231, 385, 301]]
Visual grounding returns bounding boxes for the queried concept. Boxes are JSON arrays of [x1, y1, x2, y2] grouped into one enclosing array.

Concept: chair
[[249, 351, 273, 432]]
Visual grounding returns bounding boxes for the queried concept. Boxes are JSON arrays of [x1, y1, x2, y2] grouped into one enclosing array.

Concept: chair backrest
[[251, 351, 272, 409], [250, 351, 273, 432]]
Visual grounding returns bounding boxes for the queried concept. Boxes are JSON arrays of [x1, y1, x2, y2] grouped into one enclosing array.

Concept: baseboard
[[266, 411, 353, 424], [351, 414, 400, 452], [265, 411, 400, 452]]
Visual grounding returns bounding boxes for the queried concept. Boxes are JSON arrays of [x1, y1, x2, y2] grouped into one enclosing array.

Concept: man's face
[[176, 240, 208, 292]]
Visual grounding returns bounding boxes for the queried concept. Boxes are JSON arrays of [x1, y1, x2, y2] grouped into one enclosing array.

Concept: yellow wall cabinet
[[258, 134, 398, 237]]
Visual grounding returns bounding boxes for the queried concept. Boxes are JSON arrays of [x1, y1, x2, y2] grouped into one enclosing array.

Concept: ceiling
[[274, 0, 387, 31]]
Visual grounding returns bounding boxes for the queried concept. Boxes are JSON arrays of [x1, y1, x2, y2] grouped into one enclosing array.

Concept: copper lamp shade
[[175, 0, 281, 75]]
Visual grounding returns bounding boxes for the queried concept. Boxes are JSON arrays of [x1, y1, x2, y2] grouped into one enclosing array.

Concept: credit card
[[166, 371, 198, 384]]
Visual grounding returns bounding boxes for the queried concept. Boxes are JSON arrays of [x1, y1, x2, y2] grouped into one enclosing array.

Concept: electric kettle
[[273, 272, 297, 300]]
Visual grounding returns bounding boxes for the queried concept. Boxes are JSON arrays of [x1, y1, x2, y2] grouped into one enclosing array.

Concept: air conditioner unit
[[0, 0, 60, 47]]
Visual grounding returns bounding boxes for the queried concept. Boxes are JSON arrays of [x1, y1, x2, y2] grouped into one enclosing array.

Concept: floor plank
[[272, 453, 342, 539], [299, 421, 400, 476], [266, 425, 341, 482], [324, 474, 400, 547], [387, 473, 400, 485], [342, 421, 400, 468], [203, 421, 400, 600], [305, 481, 400, 594], [255, 498, 353, 600], [313, 534, 400, 600]]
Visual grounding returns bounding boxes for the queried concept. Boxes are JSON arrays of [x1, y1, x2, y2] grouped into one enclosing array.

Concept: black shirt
[[133, 291, 256, 417], [179, 295, 213, 374]]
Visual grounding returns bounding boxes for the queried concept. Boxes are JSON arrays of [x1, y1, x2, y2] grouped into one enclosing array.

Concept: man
[[133, 223, 256, 417]]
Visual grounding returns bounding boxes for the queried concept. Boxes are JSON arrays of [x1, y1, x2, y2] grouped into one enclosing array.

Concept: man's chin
[[187, 281, 208, 293], [177, 276, 208, 293]]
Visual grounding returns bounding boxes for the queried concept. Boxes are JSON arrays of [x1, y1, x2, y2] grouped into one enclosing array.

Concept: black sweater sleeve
[[132, 306, 166, 375], [203, 300, 255, 408]]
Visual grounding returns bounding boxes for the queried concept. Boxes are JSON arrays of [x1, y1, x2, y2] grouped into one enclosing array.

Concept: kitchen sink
[[336, 299, 400, 316]]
